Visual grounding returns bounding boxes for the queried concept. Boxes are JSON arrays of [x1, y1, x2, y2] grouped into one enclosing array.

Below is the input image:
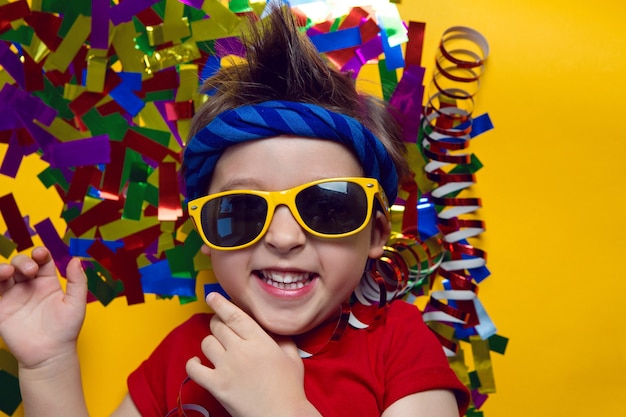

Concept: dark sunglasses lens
[[296, 181, 368, 234], [201, 194, 268, 247]]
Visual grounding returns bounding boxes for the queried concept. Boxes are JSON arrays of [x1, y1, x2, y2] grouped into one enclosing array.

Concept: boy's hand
[[0, 247, 87, 369], [186, 292, 321, 417]]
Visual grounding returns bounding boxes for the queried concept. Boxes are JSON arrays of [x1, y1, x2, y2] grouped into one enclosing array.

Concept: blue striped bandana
[[184, 100, 399, 202]]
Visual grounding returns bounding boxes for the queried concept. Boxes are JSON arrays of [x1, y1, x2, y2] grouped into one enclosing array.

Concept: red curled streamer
[[420, 27, 490, 354]]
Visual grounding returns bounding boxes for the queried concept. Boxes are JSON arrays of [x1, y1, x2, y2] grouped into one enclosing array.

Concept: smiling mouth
[[256, 270, 316, 290]]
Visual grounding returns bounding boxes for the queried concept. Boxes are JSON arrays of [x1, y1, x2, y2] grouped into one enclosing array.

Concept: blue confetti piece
[[309, 27, 362, 53], [140, 260, 197, 297]]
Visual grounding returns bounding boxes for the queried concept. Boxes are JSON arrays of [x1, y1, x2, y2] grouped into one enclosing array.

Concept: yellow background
[[2, 0, 626, 416]]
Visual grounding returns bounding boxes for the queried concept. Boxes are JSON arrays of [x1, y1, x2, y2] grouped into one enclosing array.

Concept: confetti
[[0, 1, 504, 415]]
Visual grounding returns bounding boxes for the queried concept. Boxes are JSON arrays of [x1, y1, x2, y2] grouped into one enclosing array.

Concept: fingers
[[0, 263, 16, 296], [8, 247, 55, 283], [64, 257, 88, 308], [205, 292, 263, 344], [275, 336, 301, 362], [185, 356, 209, 382]]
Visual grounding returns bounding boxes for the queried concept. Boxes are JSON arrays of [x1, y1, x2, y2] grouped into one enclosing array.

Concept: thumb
[[64, 257, 88, 308]]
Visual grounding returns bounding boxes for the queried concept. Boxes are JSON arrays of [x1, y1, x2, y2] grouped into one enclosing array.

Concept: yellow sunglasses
[[188, 177, 390, 251]]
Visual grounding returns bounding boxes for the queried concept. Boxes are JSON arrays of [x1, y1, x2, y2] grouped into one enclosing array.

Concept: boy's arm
[[18, 348, 89, 417], [382, 390, 460, 417], [0, 248, 92, 416]]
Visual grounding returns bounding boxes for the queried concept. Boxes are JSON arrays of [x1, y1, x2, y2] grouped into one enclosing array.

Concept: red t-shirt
[[128, 300, 469, 416]]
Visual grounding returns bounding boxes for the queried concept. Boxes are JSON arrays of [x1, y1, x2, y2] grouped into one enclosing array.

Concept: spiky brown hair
[[187, 5, 410, 183]]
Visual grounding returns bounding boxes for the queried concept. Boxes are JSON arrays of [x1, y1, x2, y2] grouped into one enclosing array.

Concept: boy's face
[[202, 136, 390, 336]]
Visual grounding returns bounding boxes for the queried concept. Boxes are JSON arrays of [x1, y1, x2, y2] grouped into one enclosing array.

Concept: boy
[[0, 7, 469, 417]]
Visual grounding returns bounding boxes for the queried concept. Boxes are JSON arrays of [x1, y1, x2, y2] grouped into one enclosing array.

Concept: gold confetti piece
[[470, 335, 496, 394], [35, 118, 87, 142], [146, 17, 191, 47], [44, 14, 91, 72], [447, 346, 471, 387], [112, 22, 146, 73], [143, 38, 201, 74], [201, 0, 240, 36], [0, 69, 15, 88], [86, 49, 109, 93], [63, 82, 86, 102], [21, 34, 50, 64], [99, 217, 160, 241]]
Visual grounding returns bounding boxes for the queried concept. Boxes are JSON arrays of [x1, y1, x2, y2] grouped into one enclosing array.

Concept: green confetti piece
[[123, 182, 147, 221], [0, 370, 22, 416], [143, 90, 175, 103], [468, 370, 481, 389], [378, 59, 398, 102], [144, 182, 159, 207], [184, 228, 204, 254], [229, 0, 252, 13], [38, 167, 70, 191], [178, 294, 198, 304], [488, 334, 509, 354], [0, 234, 18, 258], [131, 126, 171, 146], [129, 161, 151, 183], [183, 4, 210, 23], [465, 409, 484, 417], [33, 77, 73, 120], [0, 25, 34, 44], [61, 204, 82, 224], [81, 109, 129, 140], [85, 264, 123, 306], [165, 245, 196, 278]]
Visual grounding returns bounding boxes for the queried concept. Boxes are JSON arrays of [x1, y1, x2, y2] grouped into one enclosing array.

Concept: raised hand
[[0, 246, 88, 369], [186, 292, 322, 417]]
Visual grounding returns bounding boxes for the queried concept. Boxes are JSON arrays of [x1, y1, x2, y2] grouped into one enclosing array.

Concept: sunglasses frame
[[188, 177, 390, 251]]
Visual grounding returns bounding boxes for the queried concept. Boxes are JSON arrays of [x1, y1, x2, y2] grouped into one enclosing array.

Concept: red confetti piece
[[0, 193, 33, 252], [86, 240, 144, 305], [158, 161, 183, 221]]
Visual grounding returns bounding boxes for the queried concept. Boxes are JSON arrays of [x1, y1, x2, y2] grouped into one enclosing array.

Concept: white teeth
[[259, 271, 312, 290]]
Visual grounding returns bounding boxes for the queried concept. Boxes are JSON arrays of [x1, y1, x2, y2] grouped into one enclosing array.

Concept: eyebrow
[[215, 177, 266, 192]]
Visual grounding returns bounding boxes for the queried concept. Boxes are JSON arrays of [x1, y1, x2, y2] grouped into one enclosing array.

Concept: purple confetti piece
[[471, 389, 488, 409], [91, 0, 110, 50], [178, 0, 204, 9], [356, 35, 383, 65], [48, 135, 111, 168], [214, 37, 245, 58], [0, 84, 57, 126], [109, 0, 161, 25], [34, 218, 71, 277], [13, 112, 58, 154], [0, 42, 26, 88], [0, 132, 24, 178], [0, 112, 21, 131], [389, 65, 425, 143]]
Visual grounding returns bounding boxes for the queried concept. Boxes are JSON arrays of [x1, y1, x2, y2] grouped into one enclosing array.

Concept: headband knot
[[184, 100, 399, 202]]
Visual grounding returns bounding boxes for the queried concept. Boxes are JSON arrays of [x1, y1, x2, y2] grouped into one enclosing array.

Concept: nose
[[263, 205, 306, 253]]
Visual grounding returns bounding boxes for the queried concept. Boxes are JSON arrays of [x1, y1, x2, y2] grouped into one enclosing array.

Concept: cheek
[[209, 251, 248, 288]]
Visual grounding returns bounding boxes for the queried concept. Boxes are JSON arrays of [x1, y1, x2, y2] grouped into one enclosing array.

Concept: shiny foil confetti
[[0, 1, 506, 415]]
